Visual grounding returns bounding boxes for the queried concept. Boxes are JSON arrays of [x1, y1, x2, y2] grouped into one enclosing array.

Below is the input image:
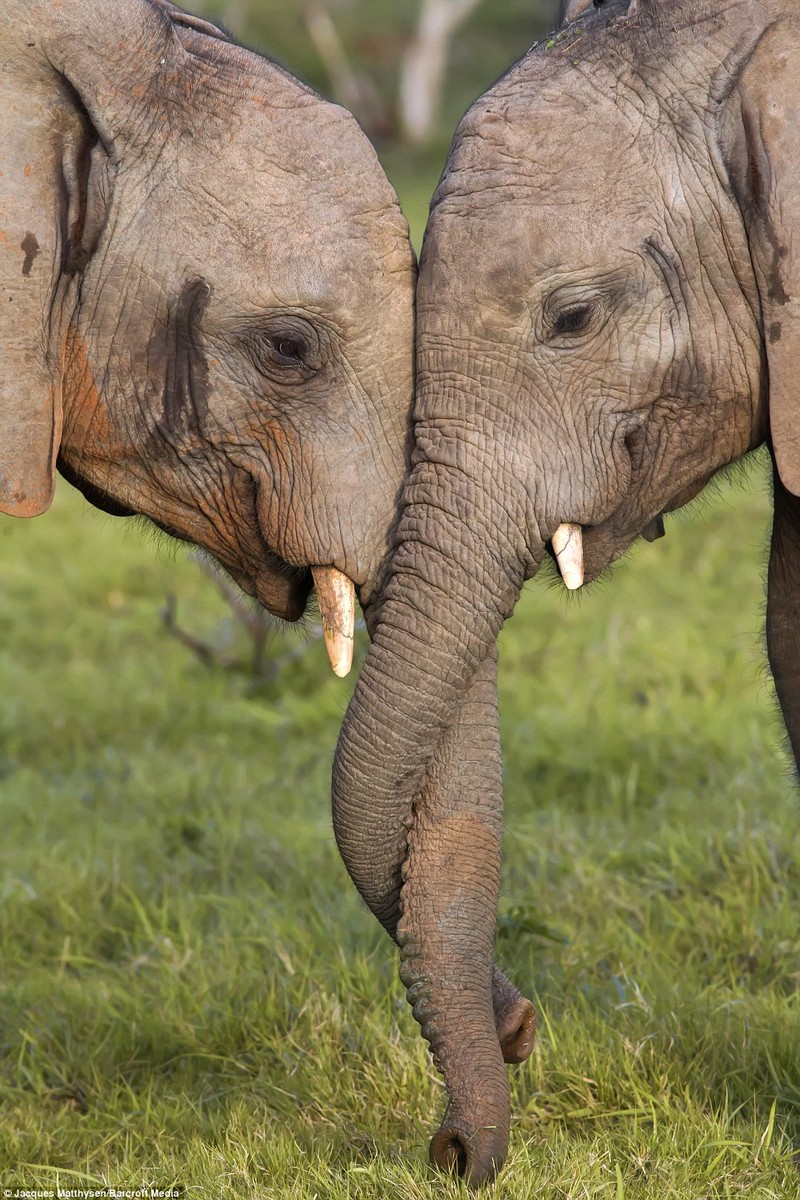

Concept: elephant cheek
[[60, 326, 123, 464], [665, 472, 715, 512]]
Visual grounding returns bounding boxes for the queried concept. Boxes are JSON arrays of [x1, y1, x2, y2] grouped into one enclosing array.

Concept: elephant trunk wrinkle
[[395, 655, 514, 1187]]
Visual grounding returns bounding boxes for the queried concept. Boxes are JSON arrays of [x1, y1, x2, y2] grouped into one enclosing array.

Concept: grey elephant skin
[[1, 1, 541, 1180], [332, 0, 800, 1186], [0, 0, 426, 1168], [0, 0, 415, 628]]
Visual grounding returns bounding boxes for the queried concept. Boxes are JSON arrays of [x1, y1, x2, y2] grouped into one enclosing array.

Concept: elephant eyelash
[[239, 328, 320, 381], [551, 303, 595, 337]]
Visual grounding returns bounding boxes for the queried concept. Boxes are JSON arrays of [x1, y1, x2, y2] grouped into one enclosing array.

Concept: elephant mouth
[[556, 471, 717, 587], [254, 561, 357, 676], [251, 555, 314, 623], [547, 513, 667, 589], [59, 455, 352, 662]]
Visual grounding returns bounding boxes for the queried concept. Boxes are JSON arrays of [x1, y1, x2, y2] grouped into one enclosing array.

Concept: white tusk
[[551, 523, 584, 590], [311, 566, 355, 678]]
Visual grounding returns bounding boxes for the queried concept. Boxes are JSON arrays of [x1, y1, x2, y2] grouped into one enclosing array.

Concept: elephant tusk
[[312, 566, 355, 678], [551, 523, 584, 590]]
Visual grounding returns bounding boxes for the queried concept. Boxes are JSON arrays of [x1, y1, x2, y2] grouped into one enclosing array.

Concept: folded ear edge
[[731, 22, 800, 496]]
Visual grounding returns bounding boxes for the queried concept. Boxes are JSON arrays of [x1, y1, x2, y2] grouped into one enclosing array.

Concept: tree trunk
[[398, 0, 485, 144]]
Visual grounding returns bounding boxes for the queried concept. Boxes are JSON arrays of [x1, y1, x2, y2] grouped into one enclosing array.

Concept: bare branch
[[161, 594, 241, 672], [300, 0, 388, 135]]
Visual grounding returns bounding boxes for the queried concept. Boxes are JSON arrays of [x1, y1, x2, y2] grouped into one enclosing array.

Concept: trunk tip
[[498, 997, 536, 1065], [429, 1123, 505, 1189]]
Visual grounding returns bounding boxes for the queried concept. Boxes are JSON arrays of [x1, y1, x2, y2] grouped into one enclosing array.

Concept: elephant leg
[[767, 460, 800, 768], [397, 649, 526, 1186]]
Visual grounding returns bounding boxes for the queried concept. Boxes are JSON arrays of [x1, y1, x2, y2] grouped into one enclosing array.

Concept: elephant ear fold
[[0, 70, 68, 517], [735, 24, 800, 496], [0, 1, 176, 518]]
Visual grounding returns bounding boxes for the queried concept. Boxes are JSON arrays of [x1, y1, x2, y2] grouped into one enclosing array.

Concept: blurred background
[[190, 0, 562, 240]]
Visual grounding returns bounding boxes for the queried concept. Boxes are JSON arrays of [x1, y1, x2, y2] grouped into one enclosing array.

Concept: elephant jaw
[[549, 514, 668, 590], [550, 470, 716, 590], [252, 563, 357, 677]]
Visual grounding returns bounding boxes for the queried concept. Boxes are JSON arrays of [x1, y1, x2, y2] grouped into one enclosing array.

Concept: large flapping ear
[[0, 1, 177, 517], [734, 21, 800, 495], [0, 67, 65, 517]]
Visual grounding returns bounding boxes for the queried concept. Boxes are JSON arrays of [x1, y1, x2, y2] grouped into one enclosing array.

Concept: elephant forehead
[[167, 138, 412, 317], [445, 119, 652, 211], [204, 200, 414, 318], [439, 45, 668, 208], [422, 191, 649, 312], [178, 106, 398, 216]]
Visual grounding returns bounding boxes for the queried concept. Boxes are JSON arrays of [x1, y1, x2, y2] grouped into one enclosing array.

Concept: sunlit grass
[[2, 445, 798, 1195]]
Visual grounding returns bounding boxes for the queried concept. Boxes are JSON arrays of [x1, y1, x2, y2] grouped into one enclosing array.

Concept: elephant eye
[[552, 303, 594, 337], [238, 319, 321, 382], [271, 336, 305, 363]]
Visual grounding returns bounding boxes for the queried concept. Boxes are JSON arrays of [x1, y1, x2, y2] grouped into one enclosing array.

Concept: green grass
[[2, 445, 799, 1196]]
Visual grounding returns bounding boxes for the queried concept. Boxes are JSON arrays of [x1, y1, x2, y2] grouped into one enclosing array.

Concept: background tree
[[191, 0, 558, 149]]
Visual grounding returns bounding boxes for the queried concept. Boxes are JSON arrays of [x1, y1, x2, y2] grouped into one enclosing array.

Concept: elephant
[[0, 0, 418, 671], [1, 0, 540, 1177], [332, 0, 800, 1186]]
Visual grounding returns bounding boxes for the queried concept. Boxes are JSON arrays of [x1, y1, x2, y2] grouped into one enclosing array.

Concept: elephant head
[[332, 0, 800, 1184], [0, 0, 415, 655]]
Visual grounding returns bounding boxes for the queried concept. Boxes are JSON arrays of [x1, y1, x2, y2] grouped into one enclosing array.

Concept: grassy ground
[[2, 443, 799, 1197]]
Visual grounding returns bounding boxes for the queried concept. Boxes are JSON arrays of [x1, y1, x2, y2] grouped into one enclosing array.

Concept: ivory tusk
[[311, 566, 355, 678], [551, 523, 584, 590]]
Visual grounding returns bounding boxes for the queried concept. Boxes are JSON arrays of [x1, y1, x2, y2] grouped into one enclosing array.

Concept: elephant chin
[[575, 523, 626, 584], [665, 472, 715, 513], [249, 562, 313, 623], [577, 469, 719, 584]]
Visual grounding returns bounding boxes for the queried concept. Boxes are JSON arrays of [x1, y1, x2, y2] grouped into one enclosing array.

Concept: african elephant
[[1, 0, 539, 1175], [1, 0, 417, 667], [333, 0, 799, 1185]]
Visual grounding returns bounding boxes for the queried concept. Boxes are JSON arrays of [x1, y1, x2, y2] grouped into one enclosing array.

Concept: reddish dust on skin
[[60, 326, 119, 455]]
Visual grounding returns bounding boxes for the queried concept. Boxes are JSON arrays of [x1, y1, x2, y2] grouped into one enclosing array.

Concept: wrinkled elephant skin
[[0, 0, 415, 625], [333, 0, 800, 1186]]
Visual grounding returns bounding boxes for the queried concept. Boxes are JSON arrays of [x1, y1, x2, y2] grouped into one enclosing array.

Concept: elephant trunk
[[333, 457, 536, 1184], [333, 457, 528, 927], [400, 650, 511, 1185]]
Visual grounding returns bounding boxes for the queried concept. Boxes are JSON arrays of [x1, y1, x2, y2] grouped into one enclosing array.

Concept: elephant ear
[[0, 61, 68, 516], [0, 0, 176, 517], [734, 22, 800, 495]]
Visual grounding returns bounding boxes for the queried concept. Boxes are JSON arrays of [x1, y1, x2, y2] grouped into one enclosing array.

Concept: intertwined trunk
[[333, 455, 537, 1184]]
